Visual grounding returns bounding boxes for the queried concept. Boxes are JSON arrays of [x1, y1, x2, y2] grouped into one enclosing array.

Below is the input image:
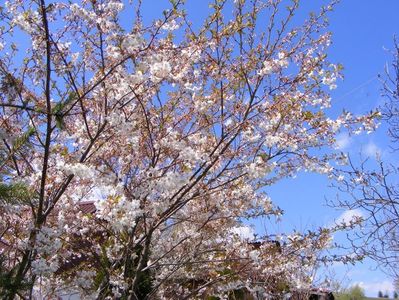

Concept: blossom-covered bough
[[0, 0, 378, 299]]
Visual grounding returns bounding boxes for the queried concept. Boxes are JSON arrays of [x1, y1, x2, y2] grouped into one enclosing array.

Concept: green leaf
[[55, 114, 65, 130], [11, 127, 35, 153], [0, 182, 34, 204], [53, 91, 77, 115], [53, 92, 77, 130]]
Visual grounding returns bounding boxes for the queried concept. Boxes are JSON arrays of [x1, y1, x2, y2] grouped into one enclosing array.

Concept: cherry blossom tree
[[0, 0, 377, 298]]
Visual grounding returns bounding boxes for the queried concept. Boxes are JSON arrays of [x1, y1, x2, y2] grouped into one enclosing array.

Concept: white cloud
[[363, 141, 382, 158], [335, 133, 352, 150], [355, 280, 394, 297], [230, 225, 255, 241], [334, 209, 363, 226]]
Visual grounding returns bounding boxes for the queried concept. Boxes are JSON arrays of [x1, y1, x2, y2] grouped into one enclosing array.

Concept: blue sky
[[138, 0, 399, 296]]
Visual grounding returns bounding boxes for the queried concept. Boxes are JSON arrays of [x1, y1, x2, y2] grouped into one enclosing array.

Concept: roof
[[77, 201, 96, 214]]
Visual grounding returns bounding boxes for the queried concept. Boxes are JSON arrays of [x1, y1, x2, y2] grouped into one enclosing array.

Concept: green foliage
[[53, 91, 77, 130], [11, 127, 35, 153], [132, 245, 153, 299], [229, 289, 247, 300], [336, 285, 365, 300], [134, 267, 153, 299], [0, 125, 35, 297], [0, 182, 33, 204], [0, 126, 35, 172], [0, 255, 33, 298]]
